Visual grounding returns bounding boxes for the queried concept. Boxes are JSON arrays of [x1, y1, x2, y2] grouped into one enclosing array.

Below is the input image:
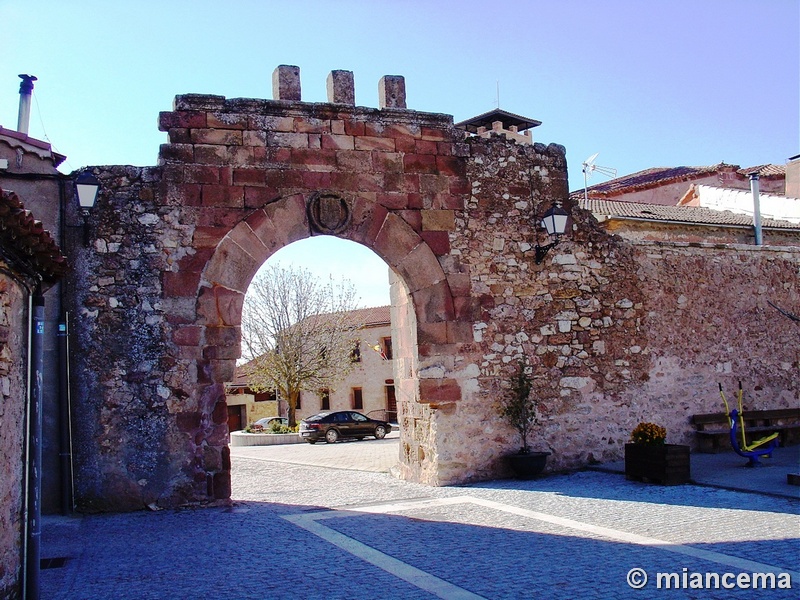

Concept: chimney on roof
[[786, 155, 800, 199], [17, 74, 37, 135]]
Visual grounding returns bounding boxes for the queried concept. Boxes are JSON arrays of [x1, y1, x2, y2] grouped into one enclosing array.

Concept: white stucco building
[[226, 305, 396, 428]]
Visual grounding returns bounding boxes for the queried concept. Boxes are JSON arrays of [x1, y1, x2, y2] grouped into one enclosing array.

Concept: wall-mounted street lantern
[[534, 204, 569, 264], [74, 171, 100, 246]]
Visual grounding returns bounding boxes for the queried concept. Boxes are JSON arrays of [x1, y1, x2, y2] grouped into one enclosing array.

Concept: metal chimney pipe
[[750, 173, 763, 246], [17, 74, 37, 135]]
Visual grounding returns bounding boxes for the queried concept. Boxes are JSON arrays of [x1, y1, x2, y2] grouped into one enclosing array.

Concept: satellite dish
[[582, 153, 617, 201]]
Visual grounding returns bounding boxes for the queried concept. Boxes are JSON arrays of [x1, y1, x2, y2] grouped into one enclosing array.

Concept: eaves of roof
[[580, 198, 800, 230], [571, 164, 736, 199], [0, 188, 67, 284], [571, 163, 785, 200], [0, 126, 66, 167], [455, 109, 542, 133], [738, 164, 786, 178]]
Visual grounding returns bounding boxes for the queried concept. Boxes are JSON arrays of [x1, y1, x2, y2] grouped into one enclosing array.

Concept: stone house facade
[[296, 305, 395, 422], [0, 125, 71, 518], [226, 305, 396, 426], [0, 189, 65, 600], [58, 65, 798, 511]]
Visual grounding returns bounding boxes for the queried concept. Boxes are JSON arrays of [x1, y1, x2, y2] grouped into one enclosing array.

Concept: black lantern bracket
[[74, 171, 100, 246], [533, 203, 569, 264]]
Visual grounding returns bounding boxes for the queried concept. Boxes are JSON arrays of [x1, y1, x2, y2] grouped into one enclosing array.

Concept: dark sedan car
[[299, 411, 391, 444]]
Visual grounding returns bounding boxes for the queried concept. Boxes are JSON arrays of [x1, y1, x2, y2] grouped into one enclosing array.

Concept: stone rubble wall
[[0, 274, 25, 599], [440, 134, 799, 478]]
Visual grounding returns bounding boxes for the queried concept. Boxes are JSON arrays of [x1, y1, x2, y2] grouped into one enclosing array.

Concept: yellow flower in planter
[[630, 422, 666, 445]]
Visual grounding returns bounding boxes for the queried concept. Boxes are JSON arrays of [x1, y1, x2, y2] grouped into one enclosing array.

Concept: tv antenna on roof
[[582, 153, 617, 202]]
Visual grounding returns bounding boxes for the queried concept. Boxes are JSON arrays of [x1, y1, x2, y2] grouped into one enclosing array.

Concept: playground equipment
[[719, 382, 780, 467]]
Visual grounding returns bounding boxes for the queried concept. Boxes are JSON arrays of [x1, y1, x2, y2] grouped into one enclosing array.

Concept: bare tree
[[240, 263, 364, 427]]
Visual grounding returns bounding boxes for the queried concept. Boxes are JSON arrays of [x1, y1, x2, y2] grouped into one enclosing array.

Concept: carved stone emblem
[[307, 192, 351, 235]]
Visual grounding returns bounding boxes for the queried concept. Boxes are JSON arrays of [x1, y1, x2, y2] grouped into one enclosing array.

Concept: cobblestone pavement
[[230, 430, 401, 473], [41, 442, 799, 599]]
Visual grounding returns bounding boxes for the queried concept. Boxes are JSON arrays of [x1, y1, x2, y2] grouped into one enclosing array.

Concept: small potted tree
[[499, 359, 551, 479]]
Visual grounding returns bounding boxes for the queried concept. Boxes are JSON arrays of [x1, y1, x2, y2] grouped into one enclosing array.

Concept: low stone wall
[[229, 432, 304, 446]]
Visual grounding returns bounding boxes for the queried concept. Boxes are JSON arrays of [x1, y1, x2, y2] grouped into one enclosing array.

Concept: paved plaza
[[41, 438, 799, 599]]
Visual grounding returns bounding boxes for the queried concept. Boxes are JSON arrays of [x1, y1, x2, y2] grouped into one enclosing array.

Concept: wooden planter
[[625, 443, 690, 485]]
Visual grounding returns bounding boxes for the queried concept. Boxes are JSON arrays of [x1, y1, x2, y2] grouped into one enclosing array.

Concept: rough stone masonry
[[63, 66, 799, 511]]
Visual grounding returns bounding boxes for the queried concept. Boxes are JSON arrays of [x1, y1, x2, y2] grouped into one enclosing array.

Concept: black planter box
[[625, 443, 690, 485], [505, 451, 550, 479]]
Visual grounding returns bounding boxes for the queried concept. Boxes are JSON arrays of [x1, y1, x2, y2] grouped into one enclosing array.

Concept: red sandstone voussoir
[[417, 321, 448, 345], [398, 210, 422, 232], [412, 281, 455, 322], [192, 226, 228, 248], [373, 213, 422, 266], [348, 199, 388, 247]]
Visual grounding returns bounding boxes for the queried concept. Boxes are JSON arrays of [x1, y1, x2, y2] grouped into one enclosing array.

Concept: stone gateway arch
[[65, 67, 798, 511]]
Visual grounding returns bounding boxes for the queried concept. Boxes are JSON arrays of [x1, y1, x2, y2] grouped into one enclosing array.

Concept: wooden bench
[[691, 408, 800, 453]]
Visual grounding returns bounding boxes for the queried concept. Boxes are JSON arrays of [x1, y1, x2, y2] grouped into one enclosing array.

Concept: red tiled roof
[[571, 163, 786, 200], [581, 198, 800, 229], [346, 305, 391, 326], [738, 164, 785, 177], [573, 164, 733, 198], [0, 189, 67, 283]]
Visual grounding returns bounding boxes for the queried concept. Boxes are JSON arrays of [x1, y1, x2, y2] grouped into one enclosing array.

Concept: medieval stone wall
[[64, 165, 187, 511], [604, 220, 800, 246], [438, 134, 798, 477], [0, 274, 26, 599], [64, 69, 799, 510]]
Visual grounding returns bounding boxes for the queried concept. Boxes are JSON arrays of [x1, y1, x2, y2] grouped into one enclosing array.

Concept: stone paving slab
[[40, 454, 799, 599]]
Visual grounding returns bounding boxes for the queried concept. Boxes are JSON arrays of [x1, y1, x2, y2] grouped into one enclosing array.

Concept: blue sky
[[2, 0, 798, 307]]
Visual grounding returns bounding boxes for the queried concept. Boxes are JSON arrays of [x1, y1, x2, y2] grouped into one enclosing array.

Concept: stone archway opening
[[71, 68, 484, 510], [225, 235, 408, 467], [195, 185, 463, 497]]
